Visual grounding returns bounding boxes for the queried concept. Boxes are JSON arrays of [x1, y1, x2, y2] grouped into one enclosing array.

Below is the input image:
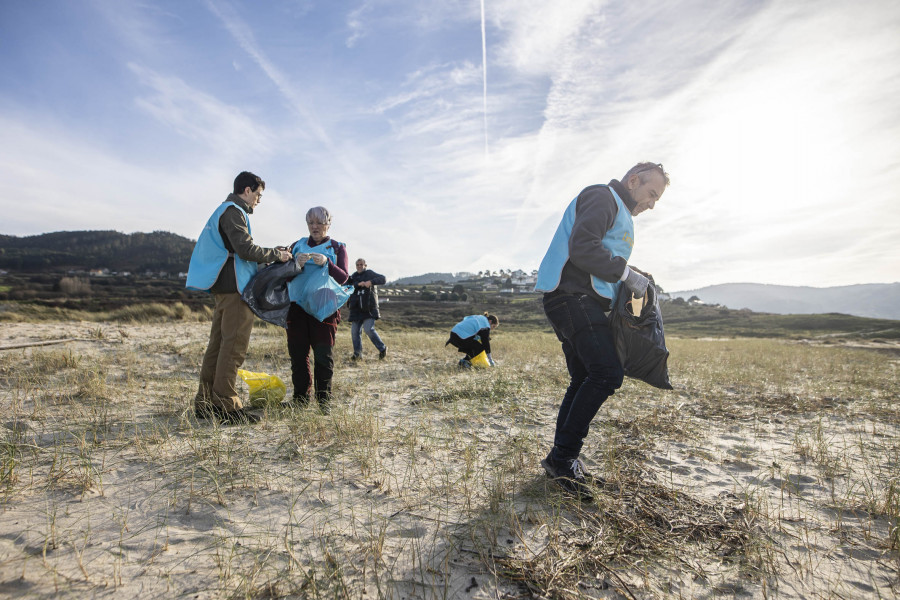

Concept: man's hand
[[276, 249, 292, 262], [358, 280, 373, 288], [623, 266, 649, 298]]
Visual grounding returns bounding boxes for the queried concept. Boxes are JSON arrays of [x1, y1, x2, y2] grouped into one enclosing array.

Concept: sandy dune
[[1, 320, 898, 598]]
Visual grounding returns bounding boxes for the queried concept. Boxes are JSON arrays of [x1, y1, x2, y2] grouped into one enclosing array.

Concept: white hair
[[306, 206, 332, 225]]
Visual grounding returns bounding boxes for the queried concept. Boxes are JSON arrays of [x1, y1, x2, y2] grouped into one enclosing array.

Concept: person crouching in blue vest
[[446, 313, 499, 367], [186, 171, 293, 425], [535, 162, 670, 501]]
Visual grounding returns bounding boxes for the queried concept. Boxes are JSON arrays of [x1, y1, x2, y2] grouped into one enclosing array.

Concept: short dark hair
[[233, 171, 265, 195], [623, 162, 670, 187]]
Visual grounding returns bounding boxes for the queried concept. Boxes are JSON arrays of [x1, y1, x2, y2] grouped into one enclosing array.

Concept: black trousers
[[446, 332, 485, 360], [286, 303, 337, 404], [543, 293, 624, 461]]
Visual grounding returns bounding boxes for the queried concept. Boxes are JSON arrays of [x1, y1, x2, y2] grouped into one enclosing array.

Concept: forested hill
[[0, 231, 195, 273]]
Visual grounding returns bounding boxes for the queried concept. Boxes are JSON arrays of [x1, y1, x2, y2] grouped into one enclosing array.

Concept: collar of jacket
[[226, 192, 254, 215], [608, 179, 637, 214]]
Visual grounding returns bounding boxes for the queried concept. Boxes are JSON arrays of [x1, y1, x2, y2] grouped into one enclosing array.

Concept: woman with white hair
[[284, 206, 349, 412]]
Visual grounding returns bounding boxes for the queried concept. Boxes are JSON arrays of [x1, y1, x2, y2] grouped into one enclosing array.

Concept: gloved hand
[[623, 266, 649, 298], [487, 353, 495, 367]]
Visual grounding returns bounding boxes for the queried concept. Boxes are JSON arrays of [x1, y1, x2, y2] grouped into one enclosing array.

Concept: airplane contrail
[[480, 0, 488, 157]]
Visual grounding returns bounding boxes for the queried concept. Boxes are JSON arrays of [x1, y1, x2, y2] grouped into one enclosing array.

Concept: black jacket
[[347, 269, 386, 321], [550, 179, 638, 311]]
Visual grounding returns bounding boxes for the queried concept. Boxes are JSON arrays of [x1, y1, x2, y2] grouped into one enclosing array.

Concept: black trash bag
[[610, 282, 673, 390], [240, 257, 303, 328]]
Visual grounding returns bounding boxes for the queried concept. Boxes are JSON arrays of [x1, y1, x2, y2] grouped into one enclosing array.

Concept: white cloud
[[346, 1, 374, 48], [130, 64, 274, 157]]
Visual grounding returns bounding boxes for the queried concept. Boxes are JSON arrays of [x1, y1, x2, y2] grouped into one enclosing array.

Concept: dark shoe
[[379, 348, 387, 360], [351, 353, 362, 361], [280, 395, 310, 409], [541, 454, 594, 502], [195, 403, 261, 425], [221, 408, 261, 425], [458, 358, 472, 369]]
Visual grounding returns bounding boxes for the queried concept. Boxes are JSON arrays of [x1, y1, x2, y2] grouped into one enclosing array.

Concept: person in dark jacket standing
[[446, 313, 499, 367], [284, 206, 349, 412], [186, 171, 292, 425], [347, 258, 388, 360], [534, 162, 669, 501]]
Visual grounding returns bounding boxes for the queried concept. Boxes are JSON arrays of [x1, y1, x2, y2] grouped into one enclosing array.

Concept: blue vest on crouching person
[[286, 237, 344, 303], [185, 202, 257, 293], [452, 315, 490, 339], [534, 185, 634, 304]]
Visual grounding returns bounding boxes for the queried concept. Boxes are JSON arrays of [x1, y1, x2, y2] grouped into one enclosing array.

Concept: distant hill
[[391, 272, 464, 285], [0, 230, 195, 273], [670, 283, 900, 320]]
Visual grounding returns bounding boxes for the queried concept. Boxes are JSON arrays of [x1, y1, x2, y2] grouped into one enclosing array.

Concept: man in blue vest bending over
[[186, 171, 292, 425], [534, 162, 670, 501]]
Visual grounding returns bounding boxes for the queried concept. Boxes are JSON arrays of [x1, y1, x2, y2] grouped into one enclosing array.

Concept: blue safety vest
[[185, 201, 257, 293], [286, 237, 344, 303], [534, 186, 634, 303], [452, 315, 491, 339]]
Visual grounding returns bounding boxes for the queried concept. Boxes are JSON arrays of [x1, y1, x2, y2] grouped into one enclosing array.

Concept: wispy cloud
[[202, 0, 331, 146], [130, 64, 274, 157], [346, 1, 373, 48]]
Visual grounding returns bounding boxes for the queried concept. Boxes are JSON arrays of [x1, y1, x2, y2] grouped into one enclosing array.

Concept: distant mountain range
[[669, 283, 900, 320]]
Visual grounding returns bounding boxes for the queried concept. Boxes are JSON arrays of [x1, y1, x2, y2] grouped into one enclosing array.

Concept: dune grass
[[0, 322, 898, 598]]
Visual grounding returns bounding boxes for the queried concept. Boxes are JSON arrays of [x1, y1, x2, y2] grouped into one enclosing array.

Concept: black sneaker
[[195, 403, 261, 425], [221, 408, 261, 425], [280, 395, 310, 409], [541, 454, 594, 502], [379, 349, 387, 360], [351, 353, 362, 361], [458, 358, 472, 369]]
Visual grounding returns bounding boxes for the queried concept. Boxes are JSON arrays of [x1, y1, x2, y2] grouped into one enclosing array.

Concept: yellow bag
[[470, 351, 491, 368], [237, 369, 287, 405]]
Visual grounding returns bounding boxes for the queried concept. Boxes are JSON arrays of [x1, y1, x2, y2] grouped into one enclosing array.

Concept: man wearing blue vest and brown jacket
[[535, 162, 670, 501], [186, 171, 292, 425]]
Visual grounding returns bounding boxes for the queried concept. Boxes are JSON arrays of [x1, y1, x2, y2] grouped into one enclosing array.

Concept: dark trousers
[[446, 332, 485, 359], [286, 303, 338, 404], [543, 293, 624, 461]]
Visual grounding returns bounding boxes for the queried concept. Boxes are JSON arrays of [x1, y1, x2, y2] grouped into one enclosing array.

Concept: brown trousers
[[195, 293, 255, 412]]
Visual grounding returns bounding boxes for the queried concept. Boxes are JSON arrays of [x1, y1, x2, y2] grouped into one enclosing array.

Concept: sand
[[0, 320, 898, 599]]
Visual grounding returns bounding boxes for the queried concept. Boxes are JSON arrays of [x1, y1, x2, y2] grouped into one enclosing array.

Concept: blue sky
[[1, 0, 898, 290]]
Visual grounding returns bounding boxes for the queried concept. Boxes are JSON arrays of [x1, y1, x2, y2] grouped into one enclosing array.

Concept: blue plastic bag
[[288, 264, 353, 322]]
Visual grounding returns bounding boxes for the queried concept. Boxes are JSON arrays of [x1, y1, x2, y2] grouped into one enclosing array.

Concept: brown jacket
[[210, 194, 282, 294]]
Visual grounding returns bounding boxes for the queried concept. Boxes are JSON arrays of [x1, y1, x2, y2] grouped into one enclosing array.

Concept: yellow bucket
[[470, 351, 491, 368]]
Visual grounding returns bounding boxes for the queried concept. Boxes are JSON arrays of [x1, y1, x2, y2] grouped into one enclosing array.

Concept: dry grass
[[0, 322, 898, 599]]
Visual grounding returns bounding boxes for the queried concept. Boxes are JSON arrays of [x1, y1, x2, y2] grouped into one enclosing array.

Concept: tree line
[[0, 230, 195, 273]]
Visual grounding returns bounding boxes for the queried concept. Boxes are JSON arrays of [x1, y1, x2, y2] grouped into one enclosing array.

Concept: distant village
[[53, 267, 681, 303], [379, 269, 537, 301]]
